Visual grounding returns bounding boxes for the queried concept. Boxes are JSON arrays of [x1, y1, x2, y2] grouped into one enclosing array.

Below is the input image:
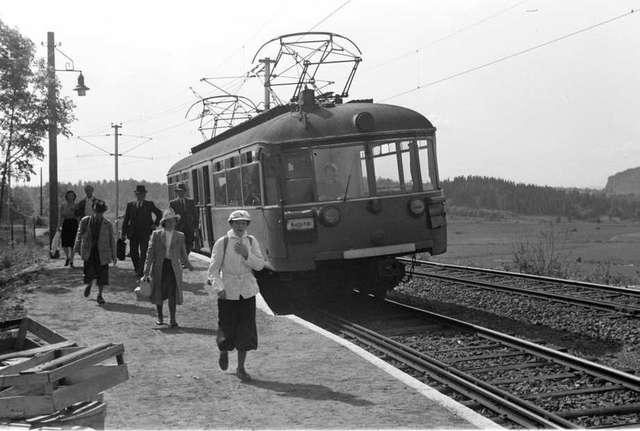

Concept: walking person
[[59, 190, 79, 267], [74, 200, 116, 305], [74, 184, 98, 219], [143, 209, 194, 327], [121, 185, 162, 277], [169, 183, 198, 253], [208, 210, 265, 381]]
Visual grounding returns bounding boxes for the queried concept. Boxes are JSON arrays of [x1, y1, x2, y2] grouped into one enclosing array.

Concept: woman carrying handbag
[[143, 209, 194, 327]]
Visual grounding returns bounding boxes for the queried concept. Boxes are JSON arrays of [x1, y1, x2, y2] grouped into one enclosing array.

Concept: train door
[[201, 164, 215, 252], [191, 168, 203, 250]]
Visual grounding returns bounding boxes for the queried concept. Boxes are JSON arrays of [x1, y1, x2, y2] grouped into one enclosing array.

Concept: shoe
[[237, 369, 251, 381], [218, 352, 228, 371], [155, 320, 165, 326], [64, 258, 69, 267], [97, 295, 105, 305], [83, 284, 92, 297], [169, 322, 179, 328], [69, 260, 74, 268]]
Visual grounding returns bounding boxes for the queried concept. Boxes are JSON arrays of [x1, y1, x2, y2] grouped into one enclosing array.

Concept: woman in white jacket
[[208, 210, 265, 381]]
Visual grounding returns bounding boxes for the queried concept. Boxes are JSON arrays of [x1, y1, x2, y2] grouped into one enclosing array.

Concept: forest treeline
[[442, 176, 640, 220], [6, 175, 640, 223]]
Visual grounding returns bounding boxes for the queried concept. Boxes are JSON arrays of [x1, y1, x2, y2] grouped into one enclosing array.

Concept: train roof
[[168, 101, 434, 175]]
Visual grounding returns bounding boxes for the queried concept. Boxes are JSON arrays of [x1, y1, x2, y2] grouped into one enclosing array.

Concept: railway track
[[398, 258, 640, 317], [304, 297, 640, 429]]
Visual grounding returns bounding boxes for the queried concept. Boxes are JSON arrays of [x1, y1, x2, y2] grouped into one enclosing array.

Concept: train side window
[[202, 165, 211, 204], [417, 139, 434, 190], [226, 167, 242, 206], [242, 163, 262, 206], [191, 169, 200, 203], [371, 142, 402, 195], [213, 172, 227, 206]]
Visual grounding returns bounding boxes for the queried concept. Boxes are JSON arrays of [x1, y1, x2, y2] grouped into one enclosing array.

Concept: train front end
[[263, 98, 446, 297]]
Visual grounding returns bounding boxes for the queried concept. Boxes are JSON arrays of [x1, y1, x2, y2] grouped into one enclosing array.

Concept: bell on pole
[[73, 72, 90, 96]]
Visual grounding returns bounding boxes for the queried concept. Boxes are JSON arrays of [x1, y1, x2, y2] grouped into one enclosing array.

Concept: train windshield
[[284, 138, 436, 204]]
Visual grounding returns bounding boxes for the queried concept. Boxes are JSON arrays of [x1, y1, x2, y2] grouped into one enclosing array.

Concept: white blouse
[[207, 230, 265, 300]]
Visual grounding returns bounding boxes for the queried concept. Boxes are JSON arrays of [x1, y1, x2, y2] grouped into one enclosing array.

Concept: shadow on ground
[[244, 378, 374, 406]]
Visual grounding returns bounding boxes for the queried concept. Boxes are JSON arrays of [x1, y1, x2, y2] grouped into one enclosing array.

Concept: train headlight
[[408, 198, 426, 217], [320, 206, 341, 227]]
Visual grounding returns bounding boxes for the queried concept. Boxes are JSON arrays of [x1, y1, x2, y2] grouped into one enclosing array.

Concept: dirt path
[[2, 256, 475, 429]]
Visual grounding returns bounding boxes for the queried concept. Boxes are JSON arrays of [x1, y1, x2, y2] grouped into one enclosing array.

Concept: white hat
[[228, 210, 251, 222], [160, 208, 181, 224]]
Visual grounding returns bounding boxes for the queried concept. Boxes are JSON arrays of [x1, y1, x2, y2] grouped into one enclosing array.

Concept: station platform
[[8, 254, 499, 429]]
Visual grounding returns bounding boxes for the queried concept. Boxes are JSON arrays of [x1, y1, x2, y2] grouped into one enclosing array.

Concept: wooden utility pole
[[40, 167, 43, 216], [47, 31, 58, 244]]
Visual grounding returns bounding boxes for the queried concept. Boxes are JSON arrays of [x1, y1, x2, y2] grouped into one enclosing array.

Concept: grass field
[[426, 215, 640, 287]]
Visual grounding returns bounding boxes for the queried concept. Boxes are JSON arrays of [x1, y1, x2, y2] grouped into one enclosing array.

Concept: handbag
[[50, 231, 61, 259], [116, 238, 126, 261], [134, 277, 152, 301]]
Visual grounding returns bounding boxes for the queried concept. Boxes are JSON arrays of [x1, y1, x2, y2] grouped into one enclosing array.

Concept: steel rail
[[318, 311, 575, 429], [385, 298, 640, 393], [397, 259, 640, 316], [397, 258, 640, 297]]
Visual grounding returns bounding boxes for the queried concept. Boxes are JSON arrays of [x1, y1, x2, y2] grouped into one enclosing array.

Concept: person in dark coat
[[74, 200, 116, 305], [121, 185, 162, 277], [74, 184, 98, 219], [169, 183, 199, 253], [59, 190, 79, 267], [143, 209, 194, 327]]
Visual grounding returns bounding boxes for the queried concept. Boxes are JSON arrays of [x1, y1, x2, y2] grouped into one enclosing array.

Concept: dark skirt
[[160, 258, 177, 301], [83, 246, 109, 286], [61, 218, 79, 247], [217, 296, 257, 352]]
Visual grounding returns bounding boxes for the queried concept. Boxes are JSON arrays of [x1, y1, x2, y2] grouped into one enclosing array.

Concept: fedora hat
[[160, 208, 181, 224], [92, 199, 108, 213], [228, 210, 251, 223], [135, 185, 147, 194]]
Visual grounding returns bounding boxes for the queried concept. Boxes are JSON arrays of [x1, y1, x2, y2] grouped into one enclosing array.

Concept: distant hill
[[605, 167, 640, 196], [442, 176, 640, 220]]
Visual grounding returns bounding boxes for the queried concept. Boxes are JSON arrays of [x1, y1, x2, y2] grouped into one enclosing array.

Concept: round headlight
[[408, 198, 425, 216], [320, 206, 341, 226]]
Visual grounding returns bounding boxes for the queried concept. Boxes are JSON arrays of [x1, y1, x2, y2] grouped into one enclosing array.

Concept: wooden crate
[[0, 318, 129, 421]]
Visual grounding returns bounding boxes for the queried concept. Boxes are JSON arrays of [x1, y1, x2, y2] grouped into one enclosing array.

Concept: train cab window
[[213, 171, 227, 206], [226, 167, 242, 206], [284, 153, 314, 204], [371, 143, 402, 195], [400, 141, 421, 192], [417, 139, 435, 190], [313, 145, 368, 201], [242, 163, 261, 206]]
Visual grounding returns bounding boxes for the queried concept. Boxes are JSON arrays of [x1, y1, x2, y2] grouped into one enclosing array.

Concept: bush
[[512, 222, 573, 277]]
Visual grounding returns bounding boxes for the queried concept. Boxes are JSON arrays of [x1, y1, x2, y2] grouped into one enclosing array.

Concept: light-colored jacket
[[207, 230, 265, 300], [144, 229, 189, 305], [73, 216, 115, 265]]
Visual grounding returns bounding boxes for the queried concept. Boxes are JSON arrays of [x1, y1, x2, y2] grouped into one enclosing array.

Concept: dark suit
[[74, 197, 97, 218], [122, 200, 162, 276], [169, 197, 198, 253]]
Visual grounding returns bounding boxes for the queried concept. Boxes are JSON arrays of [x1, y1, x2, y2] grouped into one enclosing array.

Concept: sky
[[2, 0, 639, 189]]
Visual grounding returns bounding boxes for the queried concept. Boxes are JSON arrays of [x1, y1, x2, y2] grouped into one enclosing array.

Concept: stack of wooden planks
[[0, 317, 129, 428]]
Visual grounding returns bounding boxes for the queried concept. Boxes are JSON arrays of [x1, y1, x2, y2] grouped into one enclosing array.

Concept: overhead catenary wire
[[382, 8, 638, 102], [306, 0, 351, 32], [370, 0, 528, 71]]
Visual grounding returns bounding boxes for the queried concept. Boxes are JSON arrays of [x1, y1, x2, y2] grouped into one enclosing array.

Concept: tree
[[0, 19, 75, 221]]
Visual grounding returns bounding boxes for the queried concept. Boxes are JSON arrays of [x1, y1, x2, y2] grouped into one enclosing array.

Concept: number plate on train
[[286, 218, 315, 231]]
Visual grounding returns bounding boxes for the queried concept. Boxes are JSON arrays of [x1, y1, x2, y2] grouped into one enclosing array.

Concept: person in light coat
[[143, 208, 194, 328], [208, 210, 265, 381]]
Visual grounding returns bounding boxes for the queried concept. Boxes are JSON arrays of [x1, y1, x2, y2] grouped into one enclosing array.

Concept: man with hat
[[207, 210, 265, 381], [169, 183, 198, 253], [121, 185, 163, 277]]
